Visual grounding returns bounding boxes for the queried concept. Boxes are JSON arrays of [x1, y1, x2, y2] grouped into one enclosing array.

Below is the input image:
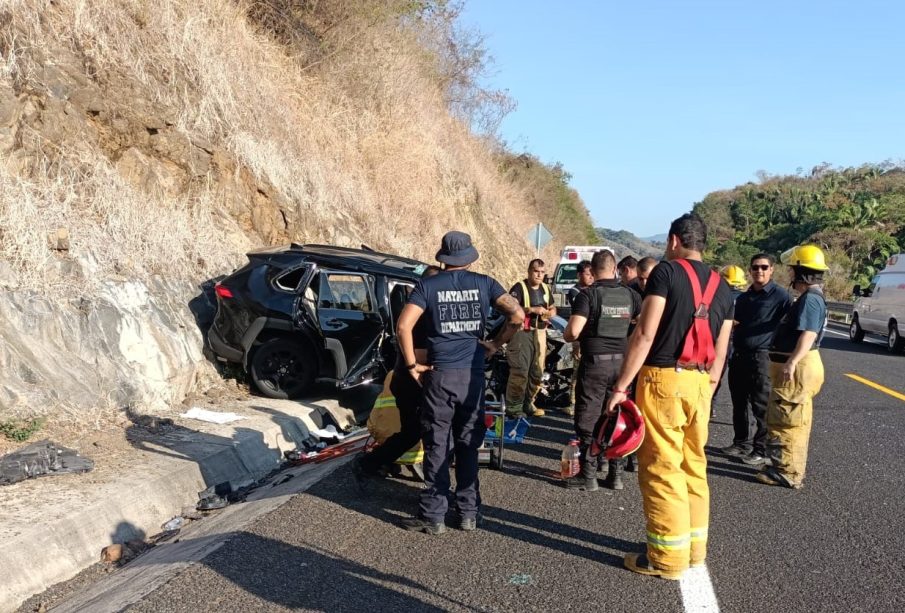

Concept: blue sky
[[460, 0, 905, 238]]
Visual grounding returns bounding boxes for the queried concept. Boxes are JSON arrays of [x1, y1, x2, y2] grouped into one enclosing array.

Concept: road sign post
[[525, 223, 553, 257]]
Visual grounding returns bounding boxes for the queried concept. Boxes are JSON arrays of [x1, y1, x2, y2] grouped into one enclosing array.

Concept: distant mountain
[[642, 233, 668, 244], [595, 228, 663, 259]]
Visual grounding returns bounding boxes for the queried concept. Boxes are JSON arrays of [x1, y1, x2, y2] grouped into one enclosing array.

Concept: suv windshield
[[554, 264, 578, 285]]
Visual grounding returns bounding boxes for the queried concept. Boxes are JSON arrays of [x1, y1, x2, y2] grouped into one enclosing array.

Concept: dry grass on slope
[[1, 0, 592, 295]]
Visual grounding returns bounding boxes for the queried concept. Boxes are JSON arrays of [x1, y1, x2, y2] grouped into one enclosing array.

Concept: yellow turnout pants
[[637, 366, 712, 572], [506, 328, 546, 413], [766, 350, 824, 485]]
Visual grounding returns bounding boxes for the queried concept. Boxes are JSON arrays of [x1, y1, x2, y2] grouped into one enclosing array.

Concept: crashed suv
[[209, 244, 428, 399]]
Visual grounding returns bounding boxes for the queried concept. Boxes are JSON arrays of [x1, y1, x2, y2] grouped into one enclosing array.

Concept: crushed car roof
[[248, 243, 428, 278]]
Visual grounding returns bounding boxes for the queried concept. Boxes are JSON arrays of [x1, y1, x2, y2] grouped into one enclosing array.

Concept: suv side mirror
[[852, 284, 861, 297], [544, 275, 551, 284]]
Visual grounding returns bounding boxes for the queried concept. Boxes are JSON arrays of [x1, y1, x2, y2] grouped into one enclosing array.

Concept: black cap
[[436, 231, 479, 267]]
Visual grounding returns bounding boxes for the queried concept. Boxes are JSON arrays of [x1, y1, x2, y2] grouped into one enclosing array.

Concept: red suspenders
[[675, 259, 720, 371]]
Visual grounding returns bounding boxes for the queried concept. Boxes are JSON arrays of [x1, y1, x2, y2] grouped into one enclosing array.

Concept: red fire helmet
[[590, 399, 645, 460]]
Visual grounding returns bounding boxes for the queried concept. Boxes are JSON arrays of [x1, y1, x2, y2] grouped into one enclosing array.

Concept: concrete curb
[[0, 396, 365, 612]]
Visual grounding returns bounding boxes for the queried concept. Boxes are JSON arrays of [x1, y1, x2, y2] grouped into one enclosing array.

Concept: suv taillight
[[215, 283, 234, 299]]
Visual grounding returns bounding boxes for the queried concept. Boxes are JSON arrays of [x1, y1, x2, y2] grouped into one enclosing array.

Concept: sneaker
[[755, 467, 802, 490], [528, 407, 545, 417], [458, 517, 477, 531], [401, 517, 446, 535], [602, 473, 624, 490], [624, 553, 684, 580], [565, 476, 599, 491], [561, 406, 575, 417], [721, 443, 750, 457], [741, 453, 767, 467]]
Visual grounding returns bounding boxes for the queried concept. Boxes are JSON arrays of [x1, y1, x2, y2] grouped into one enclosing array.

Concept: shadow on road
[[821, 334, 888, 356], [306, 465, 635, 571]]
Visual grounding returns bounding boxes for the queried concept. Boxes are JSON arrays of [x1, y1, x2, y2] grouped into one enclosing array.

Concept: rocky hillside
[[595, 227, 663, 259], [0, 0, 595, 428]]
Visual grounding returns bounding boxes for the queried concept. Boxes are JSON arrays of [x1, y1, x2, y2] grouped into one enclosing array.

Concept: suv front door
[[313, 271, 385, 387]]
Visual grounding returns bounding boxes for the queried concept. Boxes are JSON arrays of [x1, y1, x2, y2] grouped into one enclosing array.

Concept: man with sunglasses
[[722, 254, 792, 466]]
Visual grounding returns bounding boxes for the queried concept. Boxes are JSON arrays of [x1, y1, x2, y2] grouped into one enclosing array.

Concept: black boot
[[602, 459, 624, 490], [565, 475, 599, 491], [624, 454, 636, 473]]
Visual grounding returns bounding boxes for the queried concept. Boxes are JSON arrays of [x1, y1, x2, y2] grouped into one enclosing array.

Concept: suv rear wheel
[[250, 337, 315, 399]]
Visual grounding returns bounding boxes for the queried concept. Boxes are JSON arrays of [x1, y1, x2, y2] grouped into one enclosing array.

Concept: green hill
[[693, 163, 905, 299]]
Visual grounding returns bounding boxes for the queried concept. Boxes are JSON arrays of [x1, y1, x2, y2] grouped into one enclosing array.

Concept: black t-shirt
[[394, 316, 430, 371], [572, 279, 642, 355], [409, 270, 506, 370], [509, 281, 554, 329], [643, 259, 736, 367]]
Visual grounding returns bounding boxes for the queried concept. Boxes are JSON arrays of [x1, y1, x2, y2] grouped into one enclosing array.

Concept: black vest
[[586, 285, 634, 339]]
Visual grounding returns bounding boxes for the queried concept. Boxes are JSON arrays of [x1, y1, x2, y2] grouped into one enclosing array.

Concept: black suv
[[209, 244, 428, 399]]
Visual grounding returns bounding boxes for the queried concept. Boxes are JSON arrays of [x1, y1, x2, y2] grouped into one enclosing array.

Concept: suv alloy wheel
[[249, 337, 315, 399]]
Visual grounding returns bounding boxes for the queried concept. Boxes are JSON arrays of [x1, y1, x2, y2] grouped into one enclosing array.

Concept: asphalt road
[[62, 328, 905, 612]]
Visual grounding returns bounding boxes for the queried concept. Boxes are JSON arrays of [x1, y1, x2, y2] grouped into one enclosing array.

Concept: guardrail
[[826, 300, 854, 324]]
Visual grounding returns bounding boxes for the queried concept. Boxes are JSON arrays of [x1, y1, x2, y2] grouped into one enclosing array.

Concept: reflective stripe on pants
[[637, 365, 711, 572], [506, 328, 546, 413], [766, 350, 824, 485]]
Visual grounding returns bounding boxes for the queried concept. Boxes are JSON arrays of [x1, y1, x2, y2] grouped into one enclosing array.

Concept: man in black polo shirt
[[722, 254, 791, 466], [563, 250, 642, 491], [605, 213, 734, 580]]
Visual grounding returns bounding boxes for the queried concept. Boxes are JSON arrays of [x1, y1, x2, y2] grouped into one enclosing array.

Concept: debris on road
[[179, 407, 245, 424], [0, 440, 94, 485], [508, 573, 535, 586], [161, 516, 185, 532], [100, 544, 124, 564], [284, 429, 370, 465]]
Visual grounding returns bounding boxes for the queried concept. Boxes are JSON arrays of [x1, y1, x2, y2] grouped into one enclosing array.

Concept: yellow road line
[[845, 373, 905, 402]]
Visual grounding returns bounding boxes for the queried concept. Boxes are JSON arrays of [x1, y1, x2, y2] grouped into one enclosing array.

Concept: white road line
[[680, 564, 721, 613], [823, 328, 885, 346]]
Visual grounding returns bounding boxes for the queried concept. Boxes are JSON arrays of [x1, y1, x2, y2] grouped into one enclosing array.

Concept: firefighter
[[354, 266, 440, 481], [506, 259, 556, 417], [722, 254, 792, 466], [397, 231, 523, 534], [564, 260, 594, 417], [563, 250, 641, 491], [605, 213, 735, 580], [756, 245, 828, 489]]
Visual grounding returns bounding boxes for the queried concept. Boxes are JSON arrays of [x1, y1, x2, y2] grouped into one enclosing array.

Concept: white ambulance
[[549, 245, 615, 317], [850, 253, 905, 353]]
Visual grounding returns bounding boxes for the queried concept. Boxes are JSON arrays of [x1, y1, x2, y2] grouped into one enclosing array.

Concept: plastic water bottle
[[560, 439, 580, 479]]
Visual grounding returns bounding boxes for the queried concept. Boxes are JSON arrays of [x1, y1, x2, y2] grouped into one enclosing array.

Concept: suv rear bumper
[[209, 325, 243, 362]]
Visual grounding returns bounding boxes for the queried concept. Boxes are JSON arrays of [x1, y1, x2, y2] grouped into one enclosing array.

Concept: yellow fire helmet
[[721, 265, 748, 289], [780, 244, 830, 271]]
